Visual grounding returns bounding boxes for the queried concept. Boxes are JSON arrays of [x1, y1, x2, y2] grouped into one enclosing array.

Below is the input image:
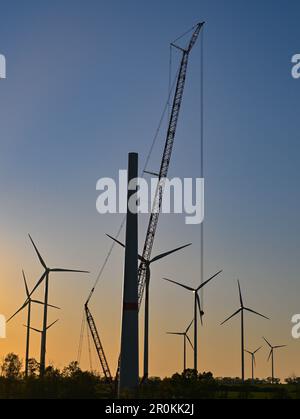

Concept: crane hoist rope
[[79, 23, 204, 383]]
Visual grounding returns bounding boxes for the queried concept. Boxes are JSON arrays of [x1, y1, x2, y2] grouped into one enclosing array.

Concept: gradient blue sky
[[0, 0, 300, 379]]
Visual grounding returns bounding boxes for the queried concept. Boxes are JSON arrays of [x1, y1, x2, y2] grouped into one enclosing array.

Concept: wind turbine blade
[[237, 280, 244, 308], [254, 356, 257, 367], [7, 302, 28, 323], [197, 270, 223, 291], [163, 278, 194, 292], [185, 319, 194, 334], [166, 332, 183, 336], [150, 243, 192, 264], [107, 234, 144, 262], [106, 234, 125, 249], [186, 335, 194, 350], [47, 319, 59, 330], [23, 325, 41, 334], [22, 270, 30, 299], [28, 234, 47, 269], [245, 308, 269, 320], [254, 346, 262, 354], [31, 300, 60, 310], [196, 293, 204, 326], [244, 350, 252, 355], [51, 269, 90, 273], [267, 349, 273, 362], [263, 337, 272, 348], [221, 309, 242, 326], [29, 271, 47, 297], [274, 345, 287, 349]]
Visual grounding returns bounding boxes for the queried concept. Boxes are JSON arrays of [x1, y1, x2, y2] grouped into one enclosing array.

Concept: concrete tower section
[[119, 152, 139, 394]]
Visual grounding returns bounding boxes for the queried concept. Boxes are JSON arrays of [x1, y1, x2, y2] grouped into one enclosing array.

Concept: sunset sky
[[1, 0, 300, 381]]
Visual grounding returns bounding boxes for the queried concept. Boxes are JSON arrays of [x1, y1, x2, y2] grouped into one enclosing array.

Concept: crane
[[84, 301, 112, 383], [82, 22, 204, 386], [137, 23, 204, 381]]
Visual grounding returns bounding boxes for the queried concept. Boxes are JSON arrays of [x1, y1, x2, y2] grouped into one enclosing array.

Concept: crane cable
[[86, 54, 181, 304], [85, 25, 199, 301], [78, 25, 201, 365], [200, 26, 205, 304], [77, 310, 86, 364]]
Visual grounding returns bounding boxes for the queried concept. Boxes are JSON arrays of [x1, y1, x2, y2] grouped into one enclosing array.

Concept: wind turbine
[[24, 320, 59, 371], [221, 280, 269, 382], [7, 270, 60, 377], [107, 233, 191, 380], [263, 337, 287, 383], [28, 234, 89, 376], [163, 270, 223, 372], [167, 319, 194, 372], [245, 346, 262, 381]]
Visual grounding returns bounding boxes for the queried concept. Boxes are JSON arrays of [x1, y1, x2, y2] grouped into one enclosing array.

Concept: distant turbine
[[167, 319, 194, 372], [164, 270, 223, 372], [221, 280, 269, 382], [7, 270, 60, 377], [24, 319, 59, 369], [28, 234, 89, 376], [245, 346, 262, 381], [107, 233, 191, 380], [263, 337, 287, 383]]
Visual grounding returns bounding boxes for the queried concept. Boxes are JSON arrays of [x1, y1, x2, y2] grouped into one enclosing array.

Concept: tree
[[1, 353, 23, 379], [62, 361, 81, 378], [27, 358, 40, 378]]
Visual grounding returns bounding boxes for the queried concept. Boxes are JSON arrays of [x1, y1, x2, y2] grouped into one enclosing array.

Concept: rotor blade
[[31, 300, 60, 310], [254, 355, 257, 367], [186, 335, 194, 350], [263, 337, 272, 348], [197, 270, 223, 291], [28, 271, 47, 297], [221, 309, 242, 326], [244, 350, 252, 355], [150, 243, 192, 264], [274, 345, 287, 349], [237, 280, 244, 308], [51, 268, 90, 273], [7, 302, 28, 323], [267, 349, 273, 362], [185, 319, 194, 334], [22, 270, 30, 299], [245, 308, 269, 320], [28, 234, 47, 269], [254, 346, 262, 354], [106, 234, 144, 262], [163, 278, 194, 292], [47, 319, 59, 330], [196, 293, 204, 326], [166, 332, 183, 336], [23, 325, 41, 334]]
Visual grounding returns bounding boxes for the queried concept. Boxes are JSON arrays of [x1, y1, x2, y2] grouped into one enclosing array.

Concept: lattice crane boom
[[85, 303, 113, 383], [138, 22, 204, 307]]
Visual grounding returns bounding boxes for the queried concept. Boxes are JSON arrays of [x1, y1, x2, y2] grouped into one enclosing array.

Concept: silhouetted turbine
[[8, 270, 60, 377], [107, 233, 191, 381], [24, 320, 59, 371], [28, 234, 89, 376], [164, 270, 223, 372], [167, 319, 194, 372], [221, 280, 269, 382], [263, 337, 287, 383], [245, 346, 262, 381]]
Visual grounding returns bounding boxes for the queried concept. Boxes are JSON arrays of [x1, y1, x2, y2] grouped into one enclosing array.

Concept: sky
[[0, 0, 300, 381]]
